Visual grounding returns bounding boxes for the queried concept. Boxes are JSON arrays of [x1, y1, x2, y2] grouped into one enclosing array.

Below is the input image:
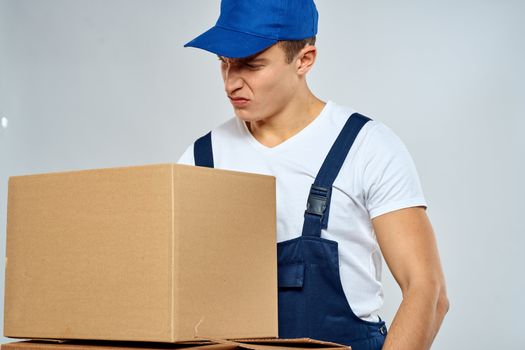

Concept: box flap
[[0, 338, 349, 350]]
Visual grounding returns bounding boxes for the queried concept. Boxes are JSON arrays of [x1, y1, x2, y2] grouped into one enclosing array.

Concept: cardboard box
[[0, 339, 349, 350], [4, 164, 277, 342]]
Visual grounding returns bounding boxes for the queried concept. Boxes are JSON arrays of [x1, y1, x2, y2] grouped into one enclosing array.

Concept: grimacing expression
[[219, 44, 302, 123]]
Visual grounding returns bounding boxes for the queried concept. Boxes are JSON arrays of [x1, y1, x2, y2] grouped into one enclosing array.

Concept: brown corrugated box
[[4, 164, 278, 342], [0, 339, 349, 350]]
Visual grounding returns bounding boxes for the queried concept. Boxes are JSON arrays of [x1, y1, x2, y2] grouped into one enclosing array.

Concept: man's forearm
[[381, 284, 449, 350]]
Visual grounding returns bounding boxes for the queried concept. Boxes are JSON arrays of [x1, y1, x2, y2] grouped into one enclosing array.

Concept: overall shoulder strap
[[302, 113, 371, 237], [193, 131, 214, 168]]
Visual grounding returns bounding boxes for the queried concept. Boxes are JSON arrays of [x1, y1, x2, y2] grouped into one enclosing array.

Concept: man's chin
[[233, 109, 261, 123]]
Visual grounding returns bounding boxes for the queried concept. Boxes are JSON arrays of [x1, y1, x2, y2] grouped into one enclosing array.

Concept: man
[[178, 1, 449, 349]]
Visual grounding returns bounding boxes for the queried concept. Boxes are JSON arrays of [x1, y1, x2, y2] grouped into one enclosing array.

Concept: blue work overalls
[[194, 113, 388, 350]]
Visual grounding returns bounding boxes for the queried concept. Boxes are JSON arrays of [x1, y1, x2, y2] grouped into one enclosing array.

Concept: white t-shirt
[[177, 100, 427, 322]]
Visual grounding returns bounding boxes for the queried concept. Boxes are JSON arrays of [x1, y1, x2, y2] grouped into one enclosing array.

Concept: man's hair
[[277, 36, 317, 64]]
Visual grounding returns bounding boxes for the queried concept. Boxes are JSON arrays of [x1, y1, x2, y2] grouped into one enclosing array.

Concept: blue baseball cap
[[184, 0, 319, 58]]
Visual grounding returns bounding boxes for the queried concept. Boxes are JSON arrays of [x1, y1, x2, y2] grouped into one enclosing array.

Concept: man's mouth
[[229, 97, 250, 107]]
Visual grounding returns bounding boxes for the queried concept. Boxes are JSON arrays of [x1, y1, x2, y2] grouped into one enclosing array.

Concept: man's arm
[[373, 206, 449, 350]]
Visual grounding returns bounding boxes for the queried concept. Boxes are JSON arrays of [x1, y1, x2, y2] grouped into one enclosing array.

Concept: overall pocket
[[278, 262, 306, 338]]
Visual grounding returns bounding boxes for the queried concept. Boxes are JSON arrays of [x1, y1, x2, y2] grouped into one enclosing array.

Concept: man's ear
[[296, 45, 317, 75]]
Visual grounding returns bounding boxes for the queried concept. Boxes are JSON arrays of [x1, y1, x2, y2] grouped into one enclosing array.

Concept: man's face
[[219, 44, 300, 122]]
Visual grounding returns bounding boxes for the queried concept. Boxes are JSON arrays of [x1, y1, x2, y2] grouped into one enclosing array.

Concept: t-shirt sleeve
[[359, 122, 427, 219], [177, 143, 195, 166]]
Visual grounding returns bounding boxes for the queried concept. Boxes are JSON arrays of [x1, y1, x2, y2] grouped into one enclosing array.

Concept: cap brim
[[184, 26, 277, 58]]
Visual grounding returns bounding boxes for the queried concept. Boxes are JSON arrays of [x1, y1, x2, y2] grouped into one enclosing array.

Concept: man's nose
[[223, 66, 244, 95]]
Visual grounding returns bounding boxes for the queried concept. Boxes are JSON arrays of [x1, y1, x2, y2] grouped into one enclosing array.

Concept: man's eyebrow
[[217, 55, 268, 63]]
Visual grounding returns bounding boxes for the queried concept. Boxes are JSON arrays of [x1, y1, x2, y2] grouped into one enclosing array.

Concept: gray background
[[1, 0, 524, 348]]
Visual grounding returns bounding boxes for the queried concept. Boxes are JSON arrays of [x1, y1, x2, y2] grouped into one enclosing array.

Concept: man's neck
[[246, 94, 326, 148]]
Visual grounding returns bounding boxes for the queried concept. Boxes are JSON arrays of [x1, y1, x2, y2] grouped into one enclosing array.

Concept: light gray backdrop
[[1, 1, 524, 349]]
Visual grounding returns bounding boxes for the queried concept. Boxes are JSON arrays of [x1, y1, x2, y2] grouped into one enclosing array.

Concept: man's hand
[[373, 206, 449, 350]]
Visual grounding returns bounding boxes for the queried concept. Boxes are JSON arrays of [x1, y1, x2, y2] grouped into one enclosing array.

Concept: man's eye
[[244, 63, 260, 69]]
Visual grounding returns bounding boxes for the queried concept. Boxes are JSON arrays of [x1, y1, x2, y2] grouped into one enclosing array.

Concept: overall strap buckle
[[305, 185, 331, 217], [302, 184, 332, 237]]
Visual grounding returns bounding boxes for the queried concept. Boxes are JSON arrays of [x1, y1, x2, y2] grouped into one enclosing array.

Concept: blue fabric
[[194, 131, 214, 168], [277, 236, 387, 349], [184, 0, 318, 58], [193, 113, 388, 349]]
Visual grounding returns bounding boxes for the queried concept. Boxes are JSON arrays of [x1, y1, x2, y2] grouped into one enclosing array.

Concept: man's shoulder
[[330, 106, 412, 170], [325, 101, 386, 152], [358, 119, 408, 154]]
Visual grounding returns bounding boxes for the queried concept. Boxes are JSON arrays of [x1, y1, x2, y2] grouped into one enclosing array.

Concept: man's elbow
[[436, 287, 450, 317], [406, 278, 450, 316]]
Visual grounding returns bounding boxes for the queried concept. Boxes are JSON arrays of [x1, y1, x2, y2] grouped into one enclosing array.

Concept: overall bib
[[194, 113, 388, 350]]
